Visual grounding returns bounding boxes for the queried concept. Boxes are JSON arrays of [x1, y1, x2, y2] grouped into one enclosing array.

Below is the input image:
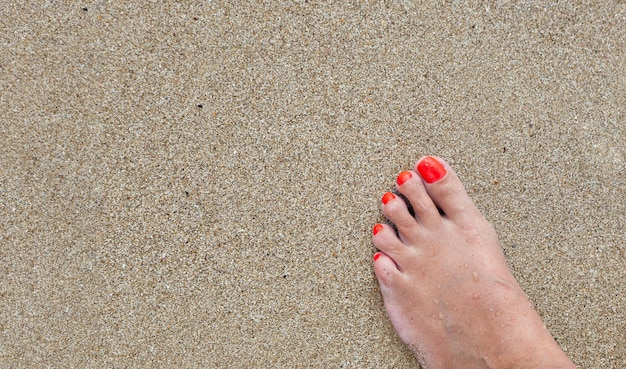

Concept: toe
[[395, 170, 442, 227], [415, 156, 481, 222], [372, 223, 406, 259], [380, 192, 420, 240], [373, 251, 401, 287]]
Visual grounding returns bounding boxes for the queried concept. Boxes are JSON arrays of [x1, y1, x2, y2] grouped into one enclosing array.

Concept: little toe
[[415, 156, 481, 222], [395, 170, 442, 227], [373, 252, 401, 287]]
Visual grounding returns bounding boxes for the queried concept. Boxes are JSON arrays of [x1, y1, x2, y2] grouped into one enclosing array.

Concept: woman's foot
[[372, 156, 576, 369]]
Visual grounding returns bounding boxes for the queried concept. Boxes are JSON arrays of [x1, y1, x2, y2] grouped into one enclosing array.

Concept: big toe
[[415, 156, 481, 223]]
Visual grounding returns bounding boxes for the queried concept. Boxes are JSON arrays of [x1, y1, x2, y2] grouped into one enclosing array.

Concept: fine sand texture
[[1, 2, 624, 368]]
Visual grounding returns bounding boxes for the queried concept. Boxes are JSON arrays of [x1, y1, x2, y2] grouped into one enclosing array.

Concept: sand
[[1, 2, 624, 368]]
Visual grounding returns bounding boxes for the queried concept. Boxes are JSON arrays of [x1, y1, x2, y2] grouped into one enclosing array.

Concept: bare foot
[[372, 156, 577, 369]]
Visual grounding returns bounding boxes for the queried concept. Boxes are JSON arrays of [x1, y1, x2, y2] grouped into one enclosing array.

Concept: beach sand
[[1, 2, 624, 367]]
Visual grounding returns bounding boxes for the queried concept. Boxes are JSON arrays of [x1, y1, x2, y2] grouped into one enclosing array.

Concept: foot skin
[[372, 156, 576, 369]]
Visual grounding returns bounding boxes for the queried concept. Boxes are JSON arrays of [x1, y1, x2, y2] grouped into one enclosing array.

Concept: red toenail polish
[[396, 171, 412, 186], [417, 156, 447, 183], [373, 252, 381, 261], [373, 223, 383, 235], [381, 192, 395, 204]]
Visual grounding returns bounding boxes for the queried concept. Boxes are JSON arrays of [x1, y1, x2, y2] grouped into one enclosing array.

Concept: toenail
[[373, 252, 381, 261], [381, 192, 396, 204], [417, 156, 447, 183], [373, 223, 383, 235], [396, 171, 413, 186]]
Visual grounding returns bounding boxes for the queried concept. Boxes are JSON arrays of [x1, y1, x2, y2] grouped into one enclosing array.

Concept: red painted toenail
[[396, 171, 413, 186], [417, 156, 447, 183], [373, 252, 381, 261], [381, 192, 395, 204], [373, 223, 383, 235]]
